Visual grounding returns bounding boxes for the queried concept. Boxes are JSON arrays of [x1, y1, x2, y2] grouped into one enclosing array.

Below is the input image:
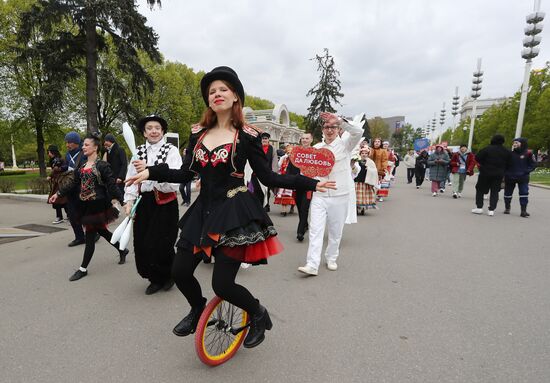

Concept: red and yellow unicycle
[[194, 296, 249, 366]]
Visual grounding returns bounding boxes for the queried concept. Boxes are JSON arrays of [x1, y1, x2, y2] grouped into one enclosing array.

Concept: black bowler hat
[[137, 115, 168, 134], [260, 132, 271, 139], [200, 66, 245, 106]]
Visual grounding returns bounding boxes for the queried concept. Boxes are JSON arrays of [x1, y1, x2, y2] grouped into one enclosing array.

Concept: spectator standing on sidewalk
[[427, 145, 450, 196], [472, 134, 512, 216], [450, 144, 476, 198], [403, 149, 416, 184], [503, 138, 536, 217]]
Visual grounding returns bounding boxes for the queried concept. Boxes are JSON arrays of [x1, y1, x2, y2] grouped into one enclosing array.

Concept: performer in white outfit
[[124, 115, 183, 295], [298, 112, 363, 276]]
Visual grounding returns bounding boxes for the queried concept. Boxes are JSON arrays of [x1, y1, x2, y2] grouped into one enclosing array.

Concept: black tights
[[81, 228, 120, 269], [172, 247, 260, 316]]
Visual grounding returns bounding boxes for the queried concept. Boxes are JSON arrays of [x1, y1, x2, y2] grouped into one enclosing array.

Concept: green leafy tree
[[18, 0, 162, 134], [305, 48, 344, 141], [1, 0, 79, 176], [368, 117, 390, 140]]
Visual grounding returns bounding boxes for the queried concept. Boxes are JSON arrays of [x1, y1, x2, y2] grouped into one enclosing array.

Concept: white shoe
[[432, 192, 437, 197], [378, 197, 384, 202], [326, 261, 338, 271], [471, 208, 483, 214], [240, 263, 251, 269], [52, 218, 64, 224], [448, 182, 452, 186], [297, 265, 318, 276], [487, 210, 494, 216], [458, 193, 462, 198], [416, 186, 420, 189]]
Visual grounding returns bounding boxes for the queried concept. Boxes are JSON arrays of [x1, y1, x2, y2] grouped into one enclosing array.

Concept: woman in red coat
[[449, 144, 476, 198]]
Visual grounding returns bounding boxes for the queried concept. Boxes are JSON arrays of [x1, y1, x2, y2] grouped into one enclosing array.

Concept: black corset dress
[[147, 125, 319, 265]]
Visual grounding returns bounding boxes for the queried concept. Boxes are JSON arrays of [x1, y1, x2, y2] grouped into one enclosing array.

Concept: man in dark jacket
[[472, 134, 512, 216], [104, 134, 128, 197], [503, 137, 536, 217], [250, 132, 278, 212], [64, 131, 87, 246], [286, 132, 313, 241], [414, 150, 429, 189]]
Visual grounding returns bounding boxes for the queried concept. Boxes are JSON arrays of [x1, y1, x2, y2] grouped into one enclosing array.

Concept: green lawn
[[530, 172, 550, 186], [0, 170, 42, 191]]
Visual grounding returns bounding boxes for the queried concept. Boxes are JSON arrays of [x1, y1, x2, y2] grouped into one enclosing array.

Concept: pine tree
[[305, 48, 344, 141], [18, 0, 161, 134]]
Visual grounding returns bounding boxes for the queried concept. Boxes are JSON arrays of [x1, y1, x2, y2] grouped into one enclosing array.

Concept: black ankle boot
[[243, 304, 273, 348], [504, 202, 511, 214], [118, 248, 128, 264], [173, 298, 207, 336], [520, 205, 530, 217]]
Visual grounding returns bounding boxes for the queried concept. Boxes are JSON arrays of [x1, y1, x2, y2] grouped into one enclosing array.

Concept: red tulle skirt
[[221, 236, 284, 263]]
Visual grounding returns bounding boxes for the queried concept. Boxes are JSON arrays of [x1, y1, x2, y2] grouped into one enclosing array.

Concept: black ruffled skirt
[[177, 190, 283, 264], [77, 199, 119, 231]]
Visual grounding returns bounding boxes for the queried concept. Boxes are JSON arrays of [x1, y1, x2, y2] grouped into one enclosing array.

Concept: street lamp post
[[467, 58, 483, 151], [515, 0, 545, 138], [451, 87, 460, 128], [431, 114, 437, 145], [438, 102, 446, 144]]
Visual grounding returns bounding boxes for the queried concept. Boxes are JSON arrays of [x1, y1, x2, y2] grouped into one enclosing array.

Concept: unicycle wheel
[[194, 296, 249, 366]]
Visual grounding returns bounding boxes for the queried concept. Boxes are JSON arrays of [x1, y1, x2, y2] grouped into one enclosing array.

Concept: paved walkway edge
[[0, 193, 48, 202]]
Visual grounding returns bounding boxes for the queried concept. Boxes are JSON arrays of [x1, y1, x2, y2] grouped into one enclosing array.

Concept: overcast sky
[[137, 0, 549, 128]]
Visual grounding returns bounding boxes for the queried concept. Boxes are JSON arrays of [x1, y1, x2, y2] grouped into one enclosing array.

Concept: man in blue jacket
[[64, 131, 87, 246], [503, 138, 536, 217]]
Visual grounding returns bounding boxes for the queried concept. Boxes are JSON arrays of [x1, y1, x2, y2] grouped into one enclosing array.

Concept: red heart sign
[[289, 146, 335, 177]]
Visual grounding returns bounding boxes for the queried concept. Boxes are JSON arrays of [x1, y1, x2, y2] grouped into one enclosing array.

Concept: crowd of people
[[402, 134, 537, 217], [44, 65, 538, 355]]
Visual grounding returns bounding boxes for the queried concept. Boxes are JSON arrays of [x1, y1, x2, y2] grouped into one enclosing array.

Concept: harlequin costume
[[143, 66, 319, 348], [124, 116, 182, 295]]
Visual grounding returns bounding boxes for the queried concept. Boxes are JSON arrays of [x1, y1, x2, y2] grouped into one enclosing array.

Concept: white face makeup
[[143, 121, 164, 144]]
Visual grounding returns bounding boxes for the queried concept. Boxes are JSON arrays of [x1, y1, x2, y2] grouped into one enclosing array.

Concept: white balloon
[[119, 220, 133, 251], [110, 217, 129, 244]]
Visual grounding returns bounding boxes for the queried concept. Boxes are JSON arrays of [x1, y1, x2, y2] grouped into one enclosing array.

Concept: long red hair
[[199, 80, 245, 130]]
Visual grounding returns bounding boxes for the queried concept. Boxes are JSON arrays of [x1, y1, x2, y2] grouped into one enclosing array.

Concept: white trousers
[[305, 194, 349, 270]]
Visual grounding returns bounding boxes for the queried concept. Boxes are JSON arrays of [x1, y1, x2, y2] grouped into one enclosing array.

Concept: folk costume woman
[[126, 66, 335, 349], [274, 144, 296, 216], [369, 137, 389, 201], [47, 145, 68, 224], [124, 115, 182, 295], [50, 134, 128, 281], [353, 147, 378, 214]]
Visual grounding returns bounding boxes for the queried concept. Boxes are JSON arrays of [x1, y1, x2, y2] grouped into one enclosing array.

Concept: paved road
[[1, 171, 549, 383]]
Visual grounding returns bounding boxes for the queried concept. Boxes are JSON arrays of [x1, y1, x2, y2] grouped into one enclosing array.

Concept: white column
[[11, 134, 18, 169]]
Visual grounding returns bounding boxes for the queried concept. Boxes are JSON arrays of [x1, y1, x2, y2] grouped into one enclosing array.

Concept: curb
[[0, 193, 48, 202], [529, 183, 550, 190]]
